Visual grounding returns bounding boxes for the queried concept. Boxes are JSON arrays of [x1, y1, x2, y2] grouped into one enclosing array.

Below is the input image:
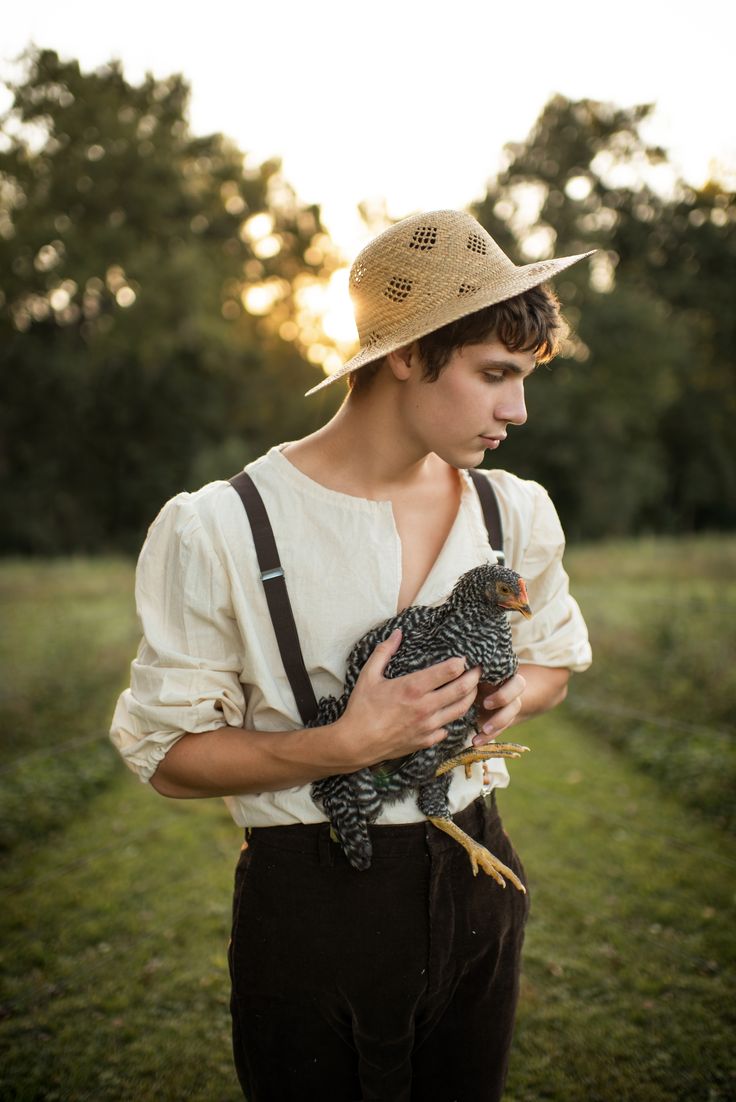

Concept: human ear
[[386, 342, 418, 382]]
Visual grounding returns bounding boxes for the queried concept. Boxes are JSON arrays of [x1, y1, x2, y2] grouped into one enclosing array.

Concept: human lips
[[479, 433, 507, 449]]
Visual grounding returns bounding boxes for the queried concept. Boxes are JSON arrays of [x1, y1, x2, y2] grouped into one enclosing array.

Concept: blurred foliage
[[1, 58, 734, 551], [472, 95, 736, 539], [0, 48, 339, 553]]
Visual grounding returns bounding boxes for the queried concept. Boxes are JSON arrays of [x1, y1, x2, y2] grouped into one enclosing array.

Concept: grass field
[[1, 540, 734, 1101]]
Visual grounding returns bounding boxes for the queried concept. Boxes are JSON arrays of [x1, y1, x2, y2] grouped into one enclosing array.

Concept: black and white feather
[[310, 563, 530, 870]]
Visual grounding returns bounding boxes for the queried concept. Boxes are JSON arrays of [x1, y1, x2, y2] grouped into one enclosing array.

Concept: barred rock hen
[[310, 563, 532, 891]]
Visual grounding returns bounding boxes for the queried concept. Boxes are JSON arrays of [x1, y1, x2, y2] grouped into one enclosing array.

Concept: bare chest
[[393, 489, 460, 611]]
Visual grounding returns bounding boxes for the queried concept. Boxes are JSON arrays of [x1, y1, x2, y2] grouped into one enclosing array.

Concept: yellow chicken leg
[[435, 742, 530, 778], [427, 816, 526, 892]]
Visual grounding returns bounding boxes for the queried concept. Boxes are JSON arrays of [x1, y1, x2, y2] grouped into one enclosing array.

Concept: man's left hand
[[473, 673, 527, 745]]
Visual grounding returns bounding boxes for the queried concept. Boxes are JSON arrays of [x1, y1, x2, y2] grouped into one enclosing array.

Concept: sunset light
[[1, 6, 734, 1100], [3, 1, 732, 265]]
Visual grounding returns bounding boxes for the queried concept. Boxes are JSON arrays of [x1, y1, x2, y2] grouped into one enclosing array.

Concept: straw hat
[[305, 209, 593, 395]]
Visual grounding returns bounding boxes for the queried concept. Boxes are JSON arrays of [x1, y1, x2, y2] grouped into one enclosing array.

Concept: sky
[[3, 0, 735, 260]]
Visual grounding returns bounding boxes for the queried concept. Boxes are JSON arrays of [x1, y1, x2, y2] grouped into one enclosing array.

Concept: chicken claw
[[434, 742, 530, 778], [427, 815, 526, 892]]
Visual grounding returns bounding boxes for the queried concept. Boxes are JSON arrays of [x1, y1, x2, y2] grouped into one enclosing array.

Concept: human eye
[[482, 370, 505, 384]]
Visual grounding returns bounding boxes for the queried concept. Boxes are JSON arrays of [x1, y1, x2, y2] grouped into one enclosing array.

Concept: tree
[[0, 48, 340, 553], [472, 95, 736, 537]]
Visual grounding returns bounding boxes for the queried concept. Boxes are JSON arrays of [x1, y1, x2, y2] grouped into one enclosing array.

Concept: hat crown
[[349, 210, 516, 349], [304, 208, 593, 394]]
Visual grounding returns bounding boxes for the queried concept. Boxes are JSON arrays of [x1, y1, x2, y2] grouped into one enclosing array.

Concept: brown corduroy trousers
[[228, 794, 529, 1102]]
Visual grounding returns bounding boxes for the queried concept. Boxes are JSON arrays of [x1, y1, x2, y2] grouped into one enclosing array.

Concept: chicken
[[310, 563, 532, 891]]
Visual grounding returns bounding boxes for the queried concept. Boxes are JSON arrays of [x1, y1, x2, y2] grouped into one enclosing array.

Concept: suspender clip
[[261, 567, 285, 582]]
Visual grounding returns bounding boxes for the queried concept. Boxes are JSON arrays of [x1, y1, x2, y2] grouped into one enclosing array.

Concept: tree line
[[1, 48, 734, 552], [472, 97, 736, 539]]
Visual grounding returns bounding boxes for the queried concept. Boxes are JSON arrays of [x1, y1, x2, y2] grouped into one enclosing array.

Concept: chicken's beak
[[500, 578, 533, 619]]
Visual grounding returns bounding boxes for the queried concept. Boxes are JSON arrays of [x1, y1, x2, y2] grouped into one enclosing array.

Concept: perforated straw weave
[[305, 209, 593, 395]]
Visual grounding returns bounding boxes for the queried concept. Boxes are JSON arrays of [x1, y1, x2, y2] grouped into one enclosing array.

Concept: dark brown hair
[[348, 283, 562, 392]]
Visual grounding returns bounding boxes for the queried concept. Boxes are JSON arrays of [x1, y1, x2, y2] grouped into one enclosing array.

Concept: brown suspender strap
[[228, 470, 319, 725], [228, 467, 505, 727], [467, 468, 505, 566]]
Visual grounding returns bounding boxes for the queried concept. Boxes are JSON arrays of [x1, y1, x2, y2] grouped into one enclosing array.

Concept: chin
[[466, 443, 490, 466], [430, 430, 488, 464], [440, 447, 486, 470]]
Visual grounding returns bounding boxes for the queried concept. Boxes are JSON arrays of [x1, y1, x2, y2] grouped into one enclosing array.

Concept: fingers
[[474, 673, 526, 745], [432, 690, 479, 734], [351, 642, 485, 760], [480, 672, 526, 711], [364, 628, 403, 677], [417, 664, 483, 748], [364, 637, 470, 695], [423, 667, 480, 736], [431, 665, 481, 710], [393, 665, 481, 739], [473, 698, 523, 745], [410, 655, 470, 692]]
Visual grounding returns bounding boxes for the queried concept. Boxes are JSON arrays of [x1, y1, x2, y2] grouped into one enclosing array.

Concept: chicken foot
[[435, 742, 530, 779], [427, 815, 526, 892]]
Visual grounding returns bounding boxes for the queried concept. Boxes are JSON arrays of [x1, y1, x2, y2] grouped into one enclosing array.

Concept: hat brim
[[304, 249, 594, 396]]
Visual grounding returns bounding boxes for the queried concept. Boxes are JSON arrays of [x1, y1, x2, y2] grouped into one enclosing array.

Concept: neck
[[284, 378, 455, 499]]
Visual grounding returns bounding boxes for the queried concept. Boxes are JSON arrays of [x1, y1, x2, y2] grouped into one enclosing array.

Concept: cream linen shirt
[[110, 445, 591, 827]]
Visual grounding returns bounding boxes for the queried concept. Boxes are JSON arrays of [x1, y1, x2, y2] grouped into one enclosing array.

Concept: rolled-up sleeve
[[110, 495, 246, 782], [510, 483, 592, 672]]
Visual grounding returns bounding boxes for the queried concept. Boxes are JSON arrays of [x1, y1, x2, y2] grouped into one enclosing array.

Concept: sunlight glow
[[589, 252, 616, 293], [115, 286, 137, 307], [565, 175, 592, 201], [520, 226, 556, 260], [49, 284, 75, 310], [49, 286, 71, 310], [242, 282, 281, 316], [241, 212, 273, 242], [2, 1, 734, 270], [294, 269, 356, 346], [34, 243, 62, 271], [288, 267, 358, 373], [319, 269, 358, 346], [253, 234, 281, 259]]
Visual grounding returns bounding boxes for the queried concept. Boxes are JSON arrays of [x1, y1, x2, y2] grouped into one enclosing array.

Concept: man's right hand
[[330, 628, 481, 772], [149, 631, 480, 799]]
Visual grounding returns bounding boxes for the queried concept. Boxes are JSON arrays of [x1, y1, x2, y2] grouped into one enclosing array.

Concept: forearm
[[150, 723, 350, 799], [150, 645, 484, 800]]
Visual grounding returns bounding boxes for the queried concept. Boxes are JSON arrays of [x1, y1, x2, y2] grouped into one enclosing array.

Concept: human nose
[[496, 380, 527, 426]]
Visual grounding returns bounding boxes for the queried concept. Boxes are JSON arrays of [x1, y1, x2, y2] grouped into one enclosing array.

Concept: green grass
[[501, 709, 736, 1102], [1, 543, 735, 1100], [1, 782, 242, 1102], [0, 558, 140, 851], [564, 535, 736, 829]]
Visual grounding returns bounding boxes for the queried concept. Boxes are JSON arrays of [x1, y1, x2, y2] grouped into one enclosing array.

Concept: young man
[[111, 210, 592, 1101]]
